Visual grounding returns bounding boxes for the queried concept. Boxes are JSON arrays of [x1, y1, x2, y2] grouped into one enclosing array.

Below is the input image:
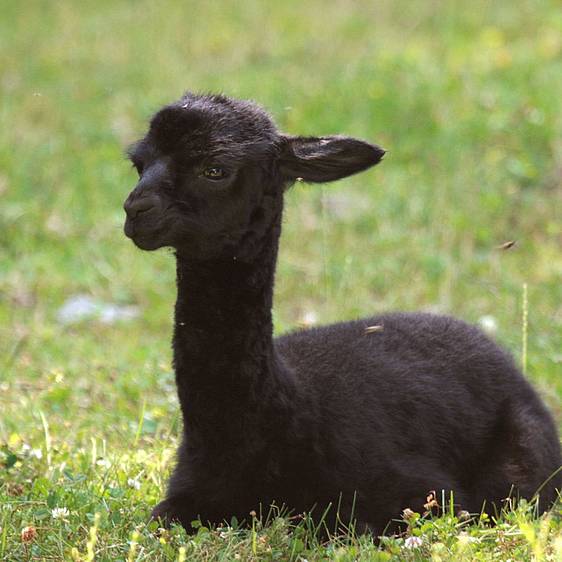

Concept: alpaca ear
[[279, 135, 385, 183]]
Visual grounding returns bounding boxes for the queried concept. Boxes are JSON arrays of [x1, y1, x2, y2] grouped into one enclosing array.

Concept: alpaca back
[[275, 312, 561, 514]]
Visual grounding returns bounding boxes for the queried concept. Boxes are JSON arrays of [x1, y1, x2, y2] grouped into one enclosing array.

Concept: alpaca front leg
[[150, 439, 203, 530], [150, 495, 200, 532]]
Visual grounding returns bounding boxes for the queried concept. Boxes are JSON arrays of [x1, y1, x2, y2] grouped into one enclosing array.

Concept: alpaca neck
[[173, 227, 288, 439]]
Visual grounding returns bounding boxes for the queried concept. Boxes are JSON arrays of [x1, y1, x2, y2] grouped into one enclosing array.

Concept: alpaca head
[[123, 93, 385, 259]]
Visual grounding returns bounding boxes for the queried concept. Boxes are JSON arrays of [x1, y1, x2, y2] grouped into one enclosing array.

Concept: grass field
[[1, 0, 561, 559]]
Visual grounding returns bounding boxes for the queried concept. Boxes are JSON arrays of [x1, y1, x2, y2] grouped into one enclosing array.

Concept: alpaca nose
[[124, 195, 159, 219]]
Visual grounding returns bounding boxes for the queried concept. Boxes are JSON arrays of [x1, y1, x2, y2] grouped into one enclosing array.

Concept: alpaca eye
[[202, 167, 227, 180]]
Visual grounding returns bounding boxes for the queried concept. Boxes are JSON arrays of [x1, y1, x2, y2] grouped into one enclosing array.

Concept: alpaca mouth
[[124, 218, 166, 251], [124, 217, 135, 239], [124, 216, 158, 239]]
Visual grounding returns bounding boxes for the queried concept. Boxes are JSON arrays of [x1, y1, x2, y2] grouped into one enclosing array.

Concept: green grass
[[1, 0, 561, 559]]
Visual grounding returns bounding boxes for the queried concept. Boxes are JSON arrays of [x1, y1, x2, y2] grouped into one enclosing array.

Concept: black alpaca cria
[[123, 93, 561, 535]]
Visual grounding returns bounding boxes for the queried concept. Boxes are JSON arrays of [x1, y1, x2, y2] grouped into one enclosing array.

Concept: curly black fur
[[123, 92, 561, 536]]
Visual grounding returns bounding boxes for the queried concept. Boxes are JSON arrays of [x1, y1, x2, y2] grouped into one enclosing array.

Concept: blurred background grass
[[1, 0, 561, 448]]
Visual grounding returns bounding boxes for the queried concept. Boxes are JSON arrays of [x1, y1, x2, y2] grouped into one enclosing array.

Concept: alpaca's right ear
[[278, 135, 385, 184]]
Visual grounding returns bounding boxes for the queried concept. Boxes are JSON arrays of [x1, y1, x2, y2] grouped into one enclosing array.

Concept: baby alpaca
[[123, 92, 561, 535]]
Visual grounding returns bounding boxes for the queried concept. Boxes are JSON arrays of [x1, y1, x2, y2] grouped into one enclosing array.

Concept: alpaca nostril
[[124, 197, 158, 219]]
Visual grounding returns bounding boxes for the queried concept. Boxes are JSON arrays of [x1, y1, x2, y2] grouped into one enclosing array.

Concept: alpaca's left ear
[[279, 135, 385, 184]]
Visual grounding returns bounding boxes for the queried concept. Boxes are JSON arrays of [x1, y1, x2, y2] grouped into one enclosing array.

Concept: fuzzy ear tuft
[[279, 135, 385, 184], [149, 105, 204, 151]]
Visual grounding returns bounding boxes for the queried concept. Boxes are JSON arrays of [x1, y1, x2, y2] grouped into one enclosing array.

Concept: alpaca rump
[[122, 92, 561, 535]]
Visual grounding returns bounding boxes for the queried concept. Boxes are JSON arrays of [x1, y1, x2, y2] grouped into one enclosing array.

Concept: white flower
[[303, 312, 317, 325], [96, 458, 111, 469], [51, 507, 70, 520], [127, 478, 141, 490], [404, 536, 423, 549], [21, 444, 43, 459], [478, 315, 498, 335]]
